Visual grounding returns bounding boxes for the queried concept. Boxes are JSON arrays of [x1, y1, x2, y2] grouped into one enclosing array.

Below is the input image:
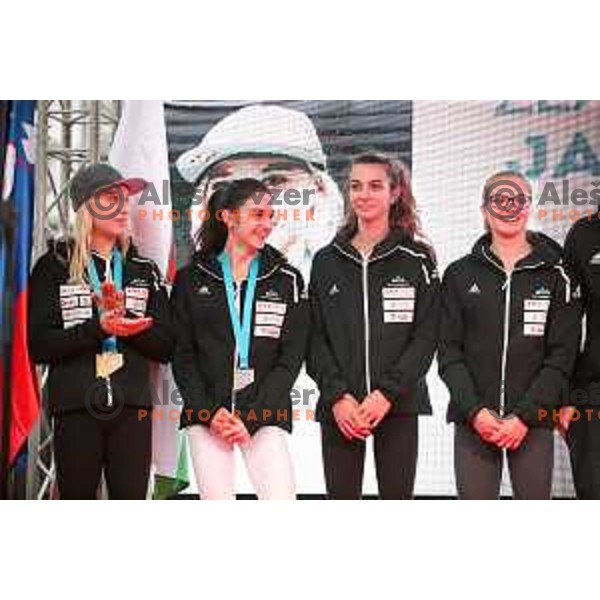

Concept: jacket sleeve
[[437, 264, 485, 422], [123, 263, 174, 363], [306, 259, 350, 409], [28, 253, 108, 365], [244, 269, 309, 435], [512, 264, 582, 425], [170, 269, 219, 425], [377, 257, 441, 408]]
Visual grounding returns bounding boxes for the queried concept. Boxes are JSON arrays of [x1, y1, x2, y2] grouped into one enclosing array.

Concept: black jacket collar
[[193, 243, 287, 281], [332, 227, 430, 263], [49, 237, 140, 265], [471, 231, 563, 272]]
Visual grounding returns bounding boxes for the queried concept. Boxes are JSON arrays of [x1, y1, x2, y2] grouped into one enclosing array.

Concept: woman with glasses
[[438, 170, 581, 499]]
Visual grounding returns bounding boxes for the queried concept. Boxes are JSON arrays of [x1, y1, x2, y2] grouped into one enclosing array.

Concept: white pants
[[188, 425, 296, 500]]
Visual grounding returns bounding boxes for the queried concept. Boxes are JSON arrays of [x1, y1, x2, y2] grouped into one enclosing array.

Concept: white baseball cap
[[176, 104, 327, 184]]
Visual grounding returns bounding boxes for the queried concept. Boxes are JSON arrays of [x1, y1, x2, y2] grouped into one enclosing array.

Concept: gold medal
[[96, 352, 124, 379]]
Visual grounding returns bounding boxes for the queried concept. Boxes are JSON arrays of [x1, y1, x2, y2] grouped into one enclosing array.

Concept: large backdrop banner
[[165, 100, 600, 496]]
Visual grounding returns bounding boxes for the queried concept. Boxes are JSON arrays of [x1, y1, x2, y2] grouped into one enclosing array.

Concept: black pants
[[321, 415, 418, 499], [567, 414, 600, 499], [454, 424, 554, 499], [53, 408, 152, 500]]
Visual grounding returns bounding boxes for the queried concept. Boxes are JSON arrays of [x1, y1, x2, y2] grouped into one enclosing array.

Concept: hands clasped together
[[332, 391, 393, 441], [472, 408, 528, 450], [210, 408, 252, 447]]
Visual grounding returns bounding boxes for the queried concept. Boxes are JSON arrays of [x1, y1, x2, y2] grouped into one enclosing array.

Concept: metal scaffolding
[[27, 101, 120, 499]]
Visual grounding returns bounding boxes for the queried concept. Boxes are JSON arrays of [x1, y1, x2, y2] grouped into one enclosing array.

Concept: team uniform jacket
[[439, 232, 581, 428], [171, 244, 308, 435], [28, 240, 173, 415], [564, 213, 600, 405], [307, 228, 440, 422]]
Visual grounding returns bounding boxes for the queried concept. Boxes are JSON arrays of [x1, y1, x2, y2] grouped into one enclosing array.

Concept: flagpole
[[0, 200, 15, 500]]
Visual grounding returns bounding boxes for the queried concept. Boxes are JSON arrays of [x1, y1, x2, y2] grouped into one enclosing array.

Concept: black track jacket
[[307, 228, 440, 422], [28, 240, 173, 415], [564, 213, 600, 407], [171, 244, 308, 435], [439, 232, 581, 428]]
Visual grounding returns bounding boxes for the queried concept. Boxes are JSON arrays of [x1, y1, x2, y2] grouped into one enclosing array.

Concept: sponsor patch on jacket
[[126, 286, 149, 300], [382, 281, 415, 323], [384, 311, 414, 323], [524, 299, 550, 311], [523, 297, 549, 332], [60, 296, 79, 309], [388, 275, 409, 285], [255, 312, 285, 327], [383, 299, 415, 311], [254, 300, 286, 337], [59, 284, 93, 328], [62, 307, 93, 321], [254, 325, 282, 338], [382, 286, 415, 299], [59, 284, 89, 297], [261, 288, 283, 302], [532, 282, 552, 297], [524, 323, 545, 336], [125, 286, 149, 316], [523, 311, 547, 324], [255, 301, 287, 315]]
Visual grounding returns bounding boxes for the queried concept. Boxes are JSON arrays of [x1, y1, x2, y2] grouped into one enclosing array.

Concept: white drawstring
[[280, 267, 299, 303], [421, 263, 431, 285], [555, 264, 571, 303]]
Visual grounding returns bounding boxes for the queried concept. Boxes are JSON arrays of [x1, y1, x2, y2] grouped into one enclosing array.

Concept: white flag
[[110, 100, 188, 498]]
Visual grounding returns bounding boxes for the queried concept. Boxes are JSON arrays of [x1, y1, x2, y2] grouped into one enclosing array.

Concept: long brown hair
[[339, 151, 435, 260]]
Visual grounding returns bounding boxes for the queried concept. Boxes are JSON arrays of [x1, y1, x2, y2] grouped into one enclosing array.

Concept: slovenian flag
[[0, 101, 10, 452], [1, 101, 39, 464]]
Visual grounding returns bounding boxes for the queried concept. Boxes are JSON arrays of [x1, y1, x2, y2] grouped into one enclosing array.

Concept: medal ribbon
[[87, 247, 123, 353], [218, 252, 259, 369]]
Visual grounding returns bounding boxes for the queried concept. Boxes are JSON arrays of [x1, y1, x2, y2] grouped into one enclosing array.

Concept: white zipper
[[333, 240, 429, 397], [499, 273, 512, 416], [106, 376, 113, 407], [361, 254, 372, 395]]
